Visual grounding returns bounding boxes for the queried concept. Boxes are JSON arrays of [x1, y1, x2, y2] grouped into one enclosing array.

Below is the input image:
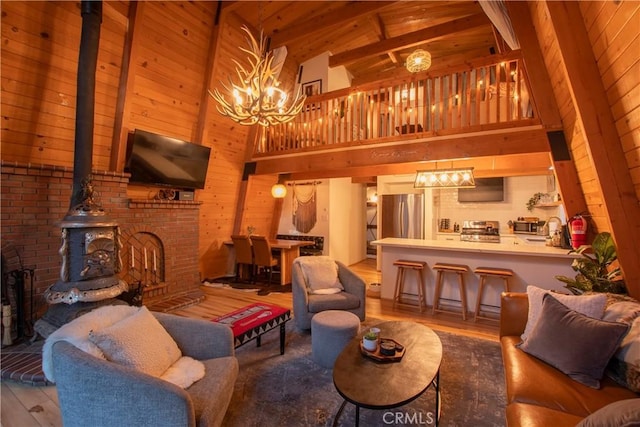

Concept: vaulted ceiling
[[224, 1, 500, 84]]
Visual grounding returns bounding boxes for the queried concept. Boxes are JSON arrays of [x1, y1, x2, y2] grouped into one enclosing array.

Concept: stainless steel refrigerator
[[381, 194, 424, 239]]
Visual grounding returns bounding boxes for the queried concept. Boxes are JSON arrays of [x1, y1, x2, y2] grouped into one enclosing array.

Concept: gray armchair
[[292, 257, 366, 330], [51, 311, 238, 427]]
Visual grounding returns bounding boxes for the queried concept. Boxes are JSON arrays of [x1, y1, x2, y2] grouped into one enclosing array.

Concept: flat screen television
[[458, 177, 504, 202], [125, 129, 211, 190]]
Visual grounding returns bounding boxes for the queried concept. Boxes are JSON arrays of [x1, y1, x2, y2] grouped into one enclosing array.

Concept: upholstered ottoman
[[311, 310, 361, 368]]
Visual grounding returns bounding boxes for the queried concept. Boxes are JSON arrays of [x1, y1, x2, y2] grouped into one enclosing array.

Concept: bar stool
[[392, 260, 427, 312], [474, 267, 513, 322], [432, 263, 469, 320]]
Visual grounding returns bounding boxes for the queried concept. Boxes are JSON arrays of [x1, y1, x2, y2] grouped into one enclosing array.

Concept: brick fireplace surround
[[1, 161, 204, 327]]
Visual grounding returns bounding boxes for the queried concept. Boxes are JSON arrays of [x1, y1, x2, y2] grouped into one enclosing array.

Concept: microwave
[[513, 221, 539, 234]]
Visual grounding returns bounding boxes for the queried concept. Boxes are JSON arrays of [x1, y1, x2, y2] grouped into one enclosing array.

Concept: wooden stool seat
[[393, 260, 426, 269], [392, 259, 427, 312], [432, 263, 469, 320], [474, 267, 513, 277], [473, 267, 512, 322]]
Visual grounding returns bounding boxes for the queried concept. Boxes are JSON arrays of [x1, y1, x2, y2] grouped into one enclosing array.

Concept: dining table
[[224, 238, 315, 286]]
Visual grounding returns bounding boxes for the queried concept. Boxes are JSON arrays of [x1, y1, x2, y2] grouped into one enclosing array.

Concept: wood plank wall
[[530, 2, 603, 224], [529, 1, 639, 231], [580, 1, 640, 202], [528, 0, 640, 297], [0, 1, 268, 282], [1, 1, 128, 169]]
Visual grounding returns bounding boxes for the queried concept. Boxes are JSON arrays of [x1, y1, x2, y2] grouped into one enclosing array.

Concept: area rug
[[222, 319, 506, 427], [203, 278, 291, 296]]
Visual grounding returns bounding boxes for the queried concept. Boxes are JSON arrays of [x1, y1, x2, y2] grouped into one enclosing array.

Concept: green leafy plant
[[363, 331, 378, 340], [555, 232, 626, 295], [526, 192, 545, 212]]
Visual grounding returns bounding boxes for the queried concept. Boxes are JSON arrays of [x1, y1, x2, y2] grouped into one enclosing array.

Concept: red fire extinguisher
[[568, 214, 588, 249]]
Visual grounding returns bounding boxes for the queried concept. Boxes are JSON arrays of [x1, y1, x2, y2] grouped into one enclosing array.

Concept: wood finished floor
[[1, 258, 498, 427]]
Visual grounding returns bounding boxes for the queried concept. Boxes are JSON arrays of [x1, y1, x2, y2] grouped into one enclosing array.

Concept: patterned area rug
[[203, 277, 292, 296], [223, 319, 506, 427]]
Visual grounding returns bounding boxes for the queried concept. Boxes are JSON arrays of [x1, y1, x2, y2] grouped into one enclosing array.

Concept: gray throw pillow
[[517, 294, 629, 388], [576, 398, 640, 427]]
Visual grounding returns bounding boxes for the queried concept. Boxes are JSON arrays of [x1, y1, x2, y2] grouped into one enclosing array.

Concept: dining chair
[[231, 235, 254, 282], [249, 235, 279, 285]]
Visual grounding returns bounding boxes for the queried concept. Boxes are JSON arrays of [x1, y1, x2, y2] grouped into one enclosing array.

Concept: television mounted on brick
[[125, 129, 211, 190]]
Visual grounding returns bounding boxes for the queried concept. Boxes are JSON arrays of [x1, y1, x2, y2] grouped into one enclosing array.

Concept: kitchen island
[[372, 238, 579, 315]]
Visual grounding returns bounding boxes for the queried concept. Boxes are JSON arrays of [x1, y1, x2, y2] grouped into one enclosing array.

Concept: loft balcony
[[254, 52, 540, 158]]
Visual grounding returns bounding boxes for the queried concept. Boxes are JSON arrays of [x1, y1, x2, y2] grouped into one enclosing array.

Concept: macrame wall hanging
[[292, 182, 318, 233]]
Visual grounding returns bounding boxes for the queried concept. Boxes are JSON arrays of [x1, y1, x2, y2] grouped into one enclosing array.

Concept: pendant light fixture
[[271, 183, 287, 198], [414, 168, 475, 188], [406, 49, 432, 73], [209, 26, 306, 127]]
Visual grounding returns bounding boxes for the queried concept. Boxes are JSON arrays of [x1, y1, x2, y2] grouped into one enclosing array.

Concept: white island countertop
[[372, 237, 579, 306], [372, 237, 577, 259]]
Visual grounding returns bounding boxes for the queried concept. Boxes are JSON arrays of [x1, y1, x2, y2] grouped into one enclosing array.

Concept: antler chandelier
[[209, 26, 306, 127]]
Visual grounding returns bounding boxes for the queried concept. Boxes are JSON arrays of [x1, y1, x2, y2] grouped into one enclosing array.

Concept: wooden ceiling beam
[[253, 127, 549, 176], [329, 13, 490, 68], [543, 0, 640, 297], [109, 0, 142, 172], [352, 49, 516, 87], [490, 24, 508, 54], [269, 1, 396, 48], [285, 152, 553, 181], [505, 1, 588, 234], [368, 14, 399, 65]]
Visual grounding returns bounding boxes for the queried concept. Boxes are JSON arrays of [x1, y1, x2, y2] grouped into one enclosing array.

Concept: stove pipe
[[69, 0, 102, 211], [35, 0, 128, 338]]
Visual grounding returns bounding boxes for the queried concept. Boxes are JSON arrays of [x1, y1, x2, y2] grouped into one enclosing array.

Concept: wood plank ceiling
[[225, 1, 497, 85]]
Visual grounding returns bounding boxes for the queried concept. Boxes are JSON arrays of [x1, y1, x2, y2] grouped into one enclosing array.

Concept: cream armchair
[[292, 256, 366, 330]]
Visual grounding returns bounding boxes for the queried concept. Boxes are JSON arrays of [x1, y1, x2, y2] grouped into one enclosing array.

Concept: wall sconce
[[414, 168, 475, 188], [271, 174, 289, 198]]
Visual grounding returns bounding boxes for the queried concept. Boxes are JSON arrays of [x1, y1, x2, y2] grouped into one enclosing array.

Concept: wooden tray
[[360, 338, 405, 362]]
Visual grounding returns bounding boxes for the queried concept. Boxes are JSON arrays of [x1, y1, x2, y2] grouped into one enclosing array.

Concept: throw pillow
[[576, 398, 640, 427], [297, 256, 344, 295], [517, 294, 629, 388], [521, 285, 607, 341], [89, 306, 182, 378]]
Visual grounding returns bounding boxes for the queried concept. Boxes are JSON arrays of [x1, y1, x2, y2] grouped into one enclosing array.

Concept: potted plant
[[526, 192, 546, 212], [555, 232, 627, 295], [362, 331, 378, 351]]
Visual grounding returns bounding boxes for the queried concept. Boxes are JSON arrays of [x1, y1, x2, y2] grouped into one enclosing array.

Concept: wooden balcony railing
[[255, 52, 537, 156]]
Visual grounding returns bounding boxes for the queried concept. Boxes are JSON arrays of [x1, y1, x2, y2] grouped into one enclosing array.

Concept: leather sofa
[[499, 292, 638, 426]]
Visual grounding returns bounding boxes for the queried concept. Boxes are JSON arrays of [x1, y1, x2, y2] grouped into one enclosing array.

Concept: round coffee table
[[332, 321, 442, 426]]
